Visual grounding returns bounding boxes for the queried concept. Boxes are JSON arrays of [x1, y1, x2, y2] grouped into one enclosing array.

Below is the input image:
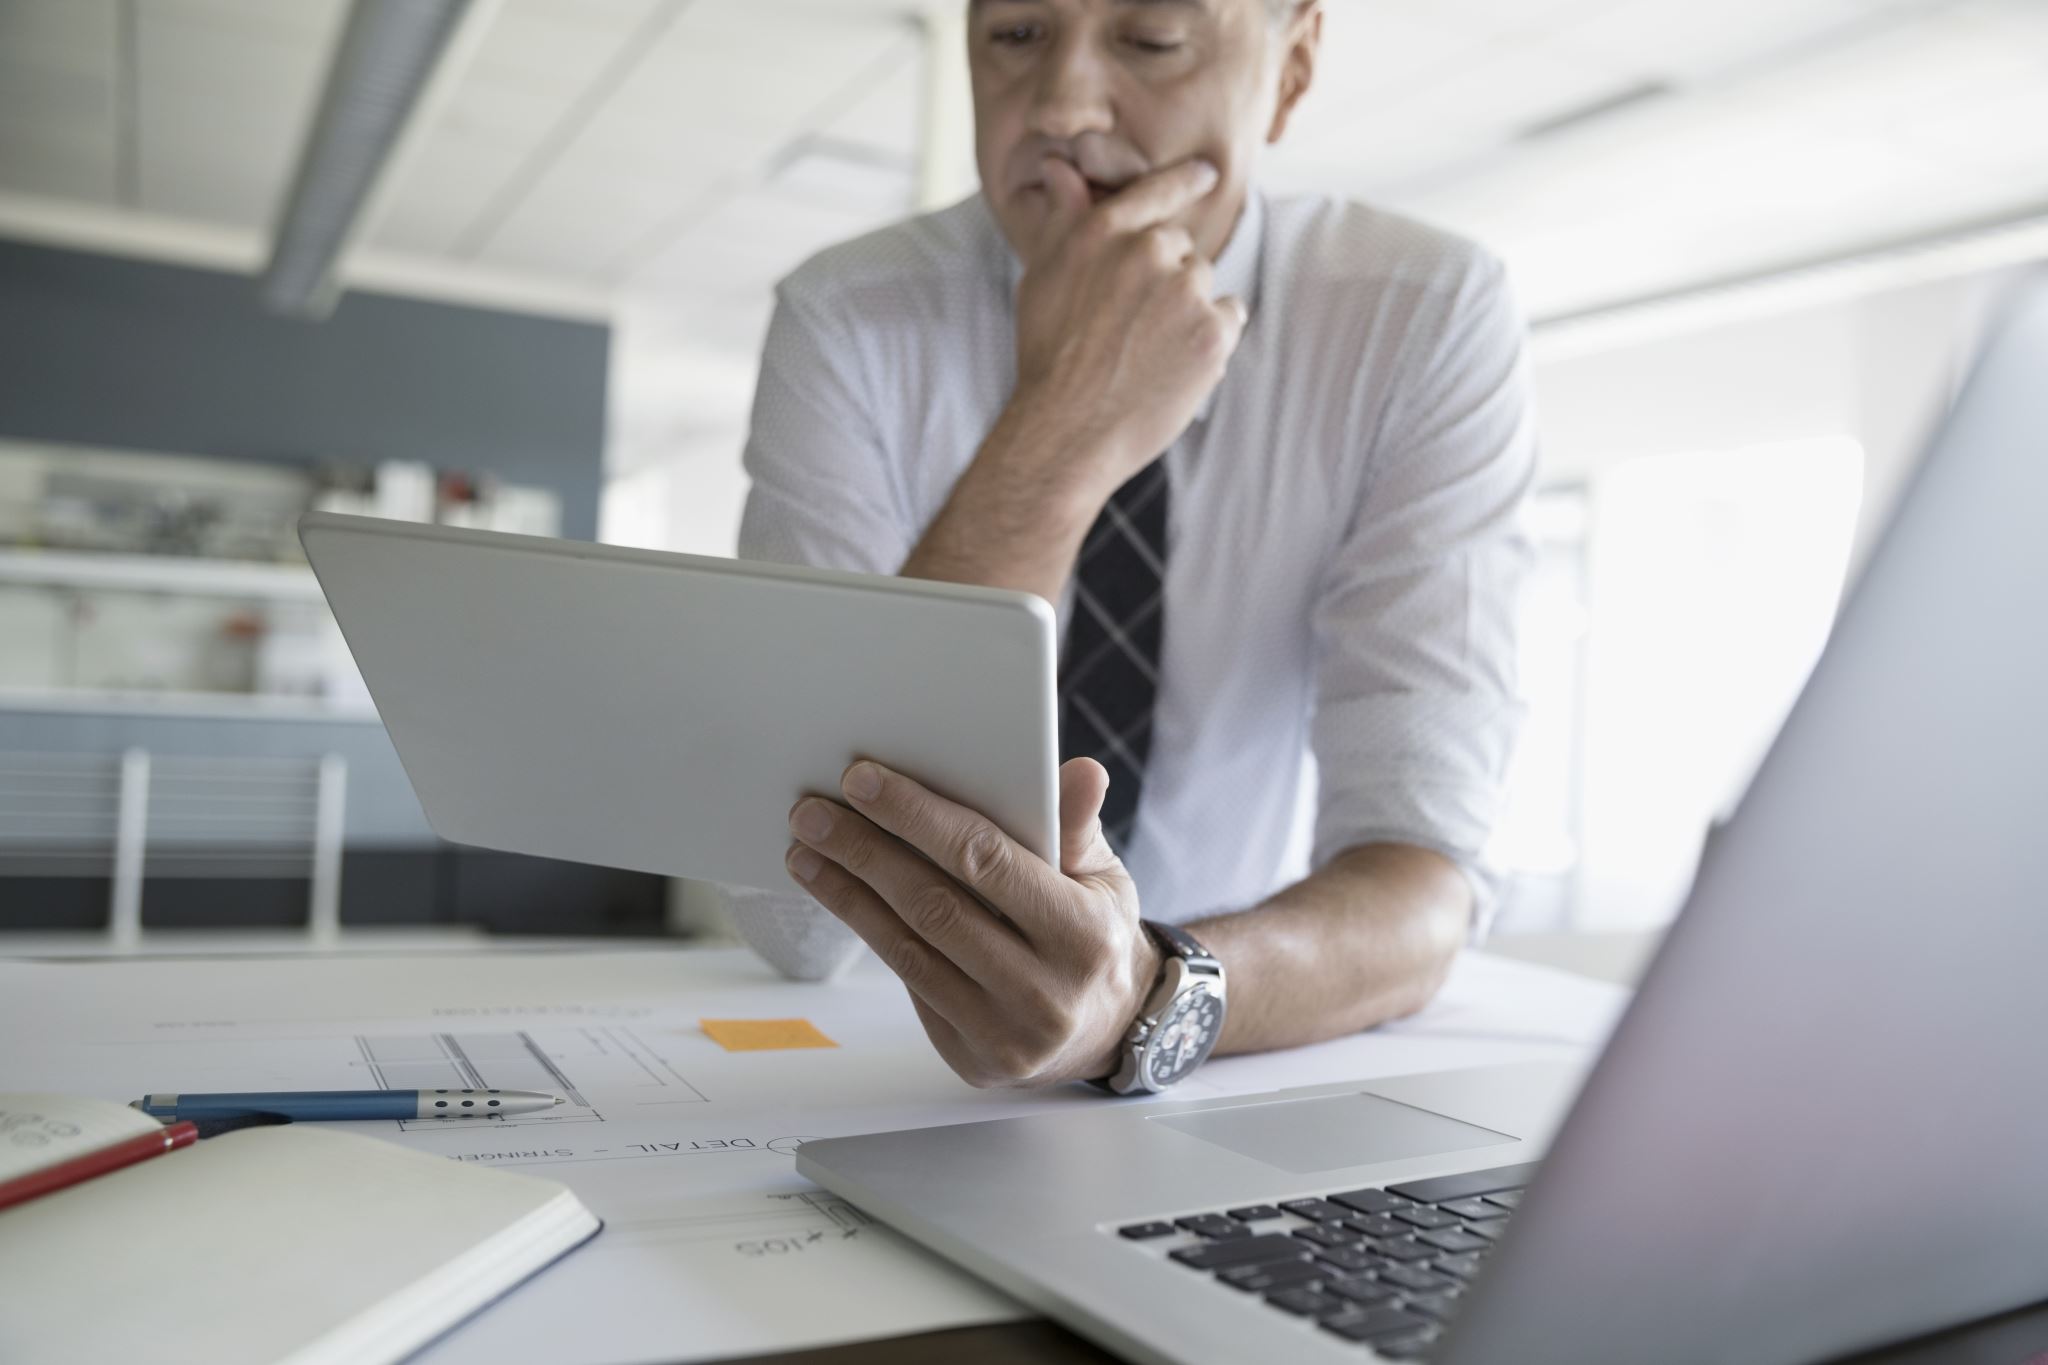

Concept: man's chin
[[979, 194, 1046, 265]]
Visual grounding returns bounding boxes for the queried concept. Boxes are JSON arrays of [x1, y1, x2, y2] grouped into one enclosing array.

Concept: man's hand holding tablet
[[786, 757, 1163, 1089]]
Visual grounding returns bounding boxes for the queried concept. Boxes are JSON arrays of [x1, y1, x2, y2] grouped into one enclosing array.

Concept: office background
[[0, 0, 2042, 954]]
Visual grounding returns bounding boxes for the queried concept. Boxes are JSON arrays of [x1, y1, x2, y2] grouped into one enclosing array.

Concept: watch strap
[[1145, 920, 1220, 974]]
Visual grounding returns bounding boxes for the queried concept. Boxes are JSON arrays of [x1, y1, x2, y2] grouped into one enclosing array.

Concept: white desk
[[0, 943, 1627, 1364]]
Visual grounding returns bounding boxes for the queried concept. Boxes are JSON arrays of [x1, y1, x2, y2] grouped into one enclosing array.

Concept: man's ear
[[1266, 1, 1322, 145]]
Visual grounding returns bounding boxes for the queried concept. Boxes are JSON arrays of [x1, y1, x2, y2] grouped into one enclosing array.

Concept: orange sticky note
[[700, 1018, 838, 1052]]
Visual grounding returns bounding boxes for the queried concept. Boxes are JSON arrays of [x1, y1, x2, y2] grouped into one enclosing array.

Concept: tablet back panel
[[300, 514, 1059, 891]]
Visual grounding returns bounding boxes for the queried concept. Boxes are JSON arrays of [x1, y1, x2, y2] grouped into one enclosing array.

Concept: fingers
[[784, 840, 984, 1027], [1058, 758, 1119, 878], [1038, 154, 1093, 252], [1097, 157, 1219, 236], [833, 761, 1069, 931], [1141, 223, 1195, 269], [788, 795, 1033, 988]]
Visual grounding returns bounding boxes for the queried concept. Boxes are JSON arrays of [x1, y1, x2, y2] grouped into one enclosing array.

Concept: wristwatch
[[1093, 921, 1228, 1095]]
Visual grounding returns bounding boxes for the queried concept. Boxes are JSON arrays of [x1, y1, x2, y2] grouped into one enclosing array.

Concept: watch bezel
[[1137, 977, 1224, 1090]]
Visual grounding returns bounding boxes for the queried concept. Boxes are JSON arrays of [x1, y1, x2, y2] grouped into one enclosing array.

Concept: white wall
[[1535, 272, 2007, 563], [1532, 270, 2011, 929]]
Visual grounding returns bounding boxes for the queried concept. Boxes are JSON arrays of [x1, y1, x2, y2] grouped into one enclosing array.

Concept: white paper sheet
[[0, 946, 1627, 1364]]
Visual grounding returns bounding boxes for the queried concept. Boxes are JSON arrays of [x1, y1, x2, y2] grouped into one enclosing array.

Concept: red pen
[[0, 1121, 199, 1213]]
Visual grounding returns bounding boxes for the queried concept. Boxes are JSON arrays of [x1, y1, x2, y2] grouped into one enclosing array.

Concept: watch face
[[1142, 984, 1223, 1090]]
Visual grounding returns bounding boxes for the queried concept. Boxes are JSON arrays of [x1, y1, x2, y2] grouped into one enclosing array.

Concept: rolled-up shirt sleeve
[[738, 278, 914, 575], [1308, 254, 1538, 936]]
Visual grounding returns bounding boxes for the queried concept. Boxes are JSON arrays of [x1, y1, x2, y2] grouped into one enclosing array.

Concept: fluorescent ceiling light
[[259, 0, 482, 319], [1533, 204, 2048, 359]]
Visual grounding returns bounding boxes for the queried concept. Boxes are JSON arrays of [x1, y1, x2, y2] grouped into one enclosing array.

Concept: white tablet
[[299, 513, 1060, 892]]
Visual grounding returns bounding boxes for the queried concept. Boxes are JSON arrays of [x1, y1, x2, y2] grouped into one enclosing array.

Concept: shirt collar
[[998, 189, 1267, 425], [1196, 190, 1264, 424]]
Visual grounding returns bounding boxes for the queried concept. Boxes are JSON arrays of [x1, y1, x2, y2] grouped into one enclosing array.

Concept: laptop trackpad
[[1151, 1092, 1517, 1175]]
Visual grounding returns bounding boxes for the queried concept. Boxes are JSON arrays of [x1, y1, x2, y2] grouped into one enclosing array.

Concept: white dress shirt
[[726, 190, 1536, 979]]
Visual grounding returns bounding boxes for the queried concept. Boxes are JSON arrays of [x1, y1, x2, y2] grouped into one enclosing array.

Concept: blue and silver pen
[[134, 1089, 564, 1122]]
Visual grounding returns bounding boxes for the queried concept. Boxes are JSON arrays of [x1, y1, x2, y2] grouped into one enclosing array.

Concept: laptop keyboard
[[1115, 1161, 1536, 1359]]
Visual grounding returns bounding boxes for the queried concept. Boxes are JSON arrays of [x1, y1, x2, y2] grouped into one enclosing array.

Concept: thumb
[[1057, 757, 1118, 876], [1039, 155, 1091, 254]]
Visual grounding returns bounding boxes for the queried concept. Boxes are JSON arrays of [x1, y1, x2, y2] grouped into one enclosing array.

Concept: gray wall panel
[[0, 240, 609, 539]]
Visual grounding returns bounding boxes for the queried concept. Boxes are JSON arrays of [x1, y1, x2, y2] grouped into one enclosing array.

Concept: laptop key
[[1170, 1234, 1310, 1270], [1432, 1253, 1485, 1280], [1368, 1238, 1438, 1263], [1117, 1221, 1176, 1240], [1372, 1330, 1442, 1359], [1227, 1204, 1284, 1222], [1392, 1206, 1461, 1231], [1218, 1259, 1325, 1293], [1342, 1214, 1409, 1240], [1463, 1220, 1509, 1242], [1325, 1276, 1397, 1306], [1377, 1265, 1455, 1295], [1417, 1228, 1490, 1254], [1293, 1224, 1362, 1249], [1440, 1197, 1508, 1221], [1385, 1163, 1540, 1206], [1176, 1214, 1252, 1239], [1328, 1187, 1413, 1216], [1281, 1198, 1352, 1223], [1315, 1246, 1376, 1274], [1267, 1287, 1349, 1318], [1483, 1190, 1524, 1210], [1320, 1306, 1431, 1343], [1404, 1292, 1461, 1322]]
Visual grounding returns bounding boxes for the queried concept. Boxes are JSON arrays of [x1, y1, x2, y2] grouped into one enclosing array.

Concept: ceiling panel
[[632, 186, 894, 301], [0, 0, 2042, 372], [461, 0, 663, 98], [1542, 0, 1894, 82], [1388, 0, 2048, 317], [0, 0, 119, 204], [131, 0, 345, 224], [364, 0, 672, 257], [594, 8, 905, 140]]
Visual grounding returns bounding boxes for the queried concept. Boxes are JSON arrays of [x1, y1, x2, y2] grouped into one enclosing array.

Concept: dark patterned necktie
[[1059, 459, 1170, 855]]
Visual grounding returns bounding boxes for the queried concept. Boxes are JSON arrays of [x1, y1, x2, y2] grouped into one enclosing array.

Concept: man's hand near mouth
[[900, 155, 1248, 605]]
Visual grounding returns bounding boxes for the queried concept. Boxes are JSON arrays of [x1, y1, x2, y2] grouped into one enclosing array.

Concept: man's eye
[[988, 22, 1042, 46], [1122, 33, 1185, 55]]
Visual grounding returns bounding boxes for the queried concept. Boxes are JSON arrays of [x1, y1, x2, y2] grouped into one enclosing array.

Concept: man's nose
[[1028, 32, 1114, 141]]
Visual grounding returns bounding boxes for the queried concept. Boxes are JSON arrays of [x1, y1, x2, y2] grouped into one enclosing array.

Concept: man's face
[[969, 0, 1303, 263]]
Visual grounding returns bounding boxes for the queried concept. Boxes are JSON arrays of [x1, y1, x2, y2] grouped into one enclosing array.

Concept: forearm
[[1191, 843, 1472, 1055], [899, 392, 1117, 604]]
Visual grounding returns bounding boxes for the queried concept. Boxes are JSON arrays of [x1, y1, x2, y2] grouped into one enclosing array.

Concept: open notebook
[[0, 1094, 598, 1365]]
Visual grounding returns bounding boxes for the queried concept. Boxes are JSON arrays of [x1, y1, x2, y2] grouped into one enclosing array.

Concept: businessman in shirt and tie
[[733, 0, 1537, 1091]]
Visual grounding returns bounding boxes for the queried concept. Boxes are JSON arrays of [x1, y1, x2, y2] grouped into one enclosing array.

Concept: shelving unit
[[0, 548, 326, 601]]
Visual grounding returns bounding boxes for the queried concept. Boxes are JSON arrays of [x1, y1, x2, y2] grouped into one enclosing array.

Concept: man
[[730, 0, 1535, 1091]]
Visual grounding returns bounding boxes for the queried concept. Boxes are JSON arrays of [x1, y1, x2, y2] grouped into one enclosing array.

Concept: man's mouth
[[1026, 152, 1140, 206]]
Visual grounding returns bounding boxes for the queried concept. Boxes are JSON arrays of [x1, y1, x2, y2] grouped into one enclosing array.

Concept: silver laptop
[[796, 272, 2048, 1365]]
